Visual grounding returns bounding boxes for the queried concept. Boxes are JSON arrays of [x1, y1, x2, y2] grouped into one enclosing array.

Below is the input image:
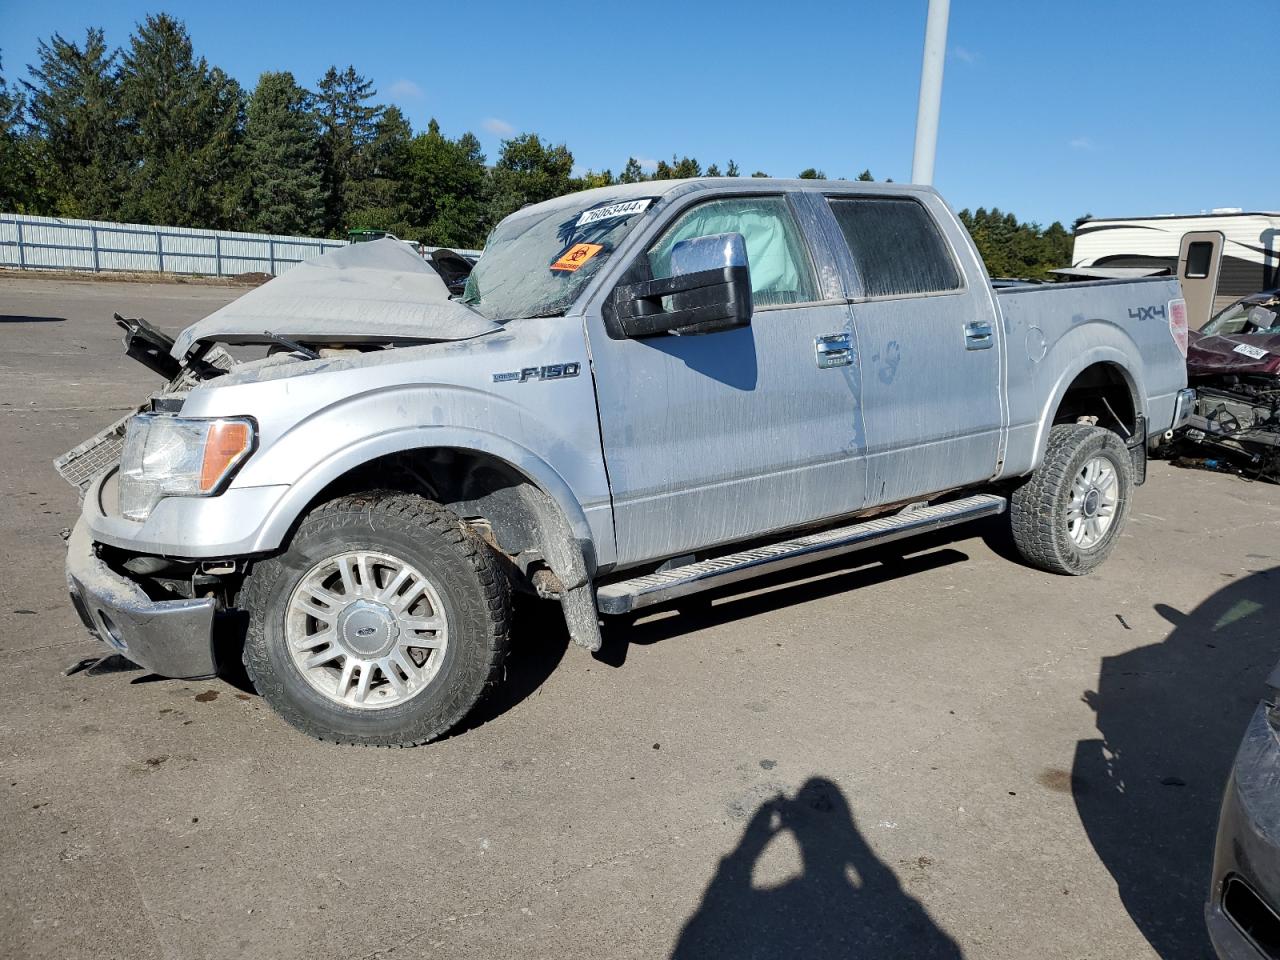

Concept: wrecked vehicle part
[[427, 247, 476, 294], [1182, 378, 1280, 481], [1179, 290, 1280, 481], [65, 520, 219, 679], [170, 238, 500, 358]]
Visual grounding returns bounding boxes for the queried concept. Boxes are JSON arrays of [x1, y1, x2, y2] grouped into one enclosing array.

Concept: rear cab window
[[827, 196, 962, 298]]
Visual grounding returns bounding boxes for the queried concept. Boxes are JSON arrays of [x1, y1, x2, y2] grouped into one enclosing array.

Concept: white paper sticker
[[1232, 342, 1270, 360], [576, 198, 653, 227]]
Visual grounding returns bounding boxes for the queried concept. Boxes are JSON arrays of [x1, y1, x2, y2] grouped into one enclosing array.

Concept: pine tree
[[119, 14, 244, 228], [856, 169, 874, 181], [21, 29, 129, 218], [0, 55, 37, 212], [798, 167, 826, 179], [243, 71, 323, 236], [314, 65, 382, 235], [619, 157, 645, 183], [725, 159, 740, 177], [346, 105, 412, 236]]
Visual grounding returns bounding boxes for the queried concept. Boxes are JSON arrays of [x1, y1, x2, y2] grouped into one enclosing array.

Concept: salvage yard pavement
[[2, 275, 1277, 960]]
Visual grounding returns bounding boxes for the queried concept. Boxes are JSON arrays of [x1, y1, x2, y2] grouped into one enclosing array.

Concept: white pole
[[911, 0, 951, 185]]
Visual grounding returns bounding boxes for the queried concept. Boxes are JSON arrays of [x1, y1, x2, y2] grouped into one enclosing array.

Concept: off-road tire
[[242, 492, 510, 746], [1010, 424, 1133, 576]]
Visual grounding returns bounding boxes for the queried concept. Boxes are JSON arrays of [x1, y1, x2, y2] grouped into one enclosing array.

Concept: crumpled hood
[[171, 238, 499, 358], [1187, 329, 1280, 378]]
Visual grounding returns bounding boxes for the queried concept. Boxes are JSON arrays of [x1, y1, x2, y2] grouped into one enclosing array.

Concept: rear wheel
[[242, 492, 510, 746], [1010, 424, 1133, 575]]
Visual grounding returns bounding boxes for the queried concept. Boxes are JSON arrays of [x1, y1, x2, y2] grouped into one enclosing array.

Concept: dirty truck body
[[63, 178, 1194, 745]]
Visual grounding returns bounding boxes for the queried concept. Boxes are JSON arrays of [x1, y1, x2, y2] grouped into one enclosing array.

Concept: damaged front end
[[1182, 377, 1280, 481], [54, 314, 239, 496], [57, 237, 495, 676], [1178, 292, 1280, 482]]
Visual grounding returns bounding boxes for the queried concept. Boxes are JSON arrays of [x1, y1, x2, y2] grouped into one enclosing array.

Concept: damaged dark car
[[1180, 290, 1280, 481]]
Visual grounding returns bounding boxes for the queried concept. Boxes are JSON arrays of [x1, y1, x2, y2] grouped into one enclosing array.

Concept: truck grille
[[54, 413, 133, 493]]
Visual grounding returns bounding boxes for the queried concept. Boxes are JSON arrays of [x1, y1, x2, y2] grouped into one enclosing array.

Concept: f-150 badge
[[493, 363, 582, 383]]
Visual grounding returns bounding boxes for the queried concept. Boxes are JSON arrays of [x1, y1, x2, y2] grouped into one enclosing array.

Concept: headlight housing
[[118, 414, 256, 521]]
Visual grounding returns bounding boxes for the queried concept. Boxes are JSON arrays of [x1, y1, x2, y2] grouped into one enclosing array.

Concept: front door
[[585, 194, 869, 567]]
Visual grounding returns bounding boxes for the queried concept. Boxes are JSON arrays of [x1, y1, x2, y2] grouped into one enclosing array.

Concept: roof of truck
[[504, 177, 936, 223]]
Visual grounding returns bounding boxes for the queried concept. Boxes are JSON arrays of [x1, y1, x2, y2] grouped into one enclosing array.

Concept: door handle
[[964, 320, 994, 350], [815, 333, 853, 368]]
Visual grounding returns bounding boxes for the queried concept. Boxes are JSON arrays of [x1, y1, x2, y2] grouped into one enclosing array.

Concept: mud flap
[[1128, 414, 1147, 485], [561, 583, 603, 652]]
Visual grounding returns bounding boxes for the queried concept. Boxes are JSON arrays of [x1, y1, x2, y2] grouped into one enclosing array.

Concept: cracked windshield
[[462, 196, 658, 320]]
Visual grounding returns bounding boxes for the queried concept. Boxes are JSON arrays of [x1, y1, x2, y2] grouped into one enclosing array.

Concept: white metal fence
[[0, 213, 347, 278]]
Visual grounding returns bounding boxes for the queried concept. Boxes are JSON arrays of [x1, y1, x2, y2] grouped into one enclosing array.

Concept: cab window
[[647, 197, 818, 307]]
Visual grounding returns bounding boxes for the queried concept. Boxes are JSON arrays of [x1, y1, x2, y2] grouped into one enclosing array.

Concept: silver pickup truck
[[60, 179, 1195, 746]]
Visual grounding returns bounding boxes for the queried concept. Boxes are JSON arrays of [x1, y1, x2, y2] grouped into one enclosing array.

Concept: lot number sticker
[[550, 243, 604, 272], [1233, 342, 1270, 360], [576, 198, 653, 227]]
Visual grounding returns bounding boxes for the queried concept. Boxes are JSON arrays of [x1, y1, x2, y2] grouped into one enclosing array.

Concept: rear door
[[822, 193, 1005, 506], [1178, 231, 1225, 329]]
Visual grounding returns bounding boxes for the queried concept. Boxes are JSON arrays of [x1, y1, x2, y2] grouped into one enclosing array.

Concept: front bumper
[[65, 519, 218, 679], [1207, 702, 1280, 959]]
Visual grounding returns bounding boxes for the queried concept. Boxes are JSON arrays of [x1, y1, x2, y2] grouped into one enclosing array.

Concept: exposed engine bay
[[1179, 291, 1280, 482]]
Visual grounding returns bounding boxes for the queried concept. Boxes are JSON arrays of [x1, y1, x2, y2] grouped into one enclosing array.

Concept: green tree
[[400, 118, 489, 247], [856, 169, 874, 181], [725, 159, 740, 177], [619, 157, 646, 183], [21, 28, 129, 218], [488, 132, 573, 225], [346, 104, 413, 236], [798, 167, 826, 179], [651, 155, 701, 180], [0, 54, 40, 212], [242, 71, 323, 235], [119, 14, 244, 227], [957, 207, 1074, 280], [573, 169, 614, 190], [314, 65, 382, 235], [750, 170, 769, 178]]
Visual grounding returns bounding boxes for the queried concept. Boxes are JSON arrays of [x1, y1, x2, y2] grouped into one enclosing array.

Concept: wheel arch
[[1032, 351, 1145, 470], [246, 427, 602, 581]]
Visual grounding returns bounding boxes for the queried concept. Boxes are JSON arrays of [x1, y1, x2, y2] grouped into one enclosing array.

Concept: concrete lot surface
[[1, 276, 1277, 959]]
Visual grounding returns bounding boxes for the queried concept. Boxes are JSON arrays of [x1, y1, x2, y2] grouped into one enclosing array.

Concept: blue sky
[[1, 0, 1274, 227]]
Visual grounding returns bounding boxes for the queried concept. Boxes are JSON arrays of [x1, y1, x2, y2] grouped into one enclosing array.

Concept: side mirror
[[609, 232, 753, 338]]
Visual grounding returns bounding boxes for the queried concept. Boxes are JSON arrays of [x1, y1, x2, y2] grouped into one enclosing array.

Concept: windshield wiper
[[262, 330, 320, 360]]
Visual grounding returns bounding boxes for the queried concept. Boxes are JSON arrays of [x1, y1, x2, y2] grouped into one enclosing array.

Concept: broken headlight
[[118, 414, 256, 521]]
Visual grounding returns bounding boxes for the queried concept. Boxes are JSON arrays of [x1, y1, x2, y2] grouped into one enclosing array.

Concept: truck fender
[[1030, 343, 1145, 472], [245, 426, 605, 652]]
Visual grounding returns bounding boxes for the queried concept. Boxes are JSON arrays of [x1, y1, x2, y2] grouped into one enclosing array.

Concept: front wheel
[[1009, 424, 1134, 575], [241, 492, 511, 746]]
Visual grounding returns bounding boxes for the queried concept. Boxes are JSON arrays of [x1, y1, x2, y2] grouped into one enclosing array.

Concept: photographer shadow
[[672, 778, 963, 959]]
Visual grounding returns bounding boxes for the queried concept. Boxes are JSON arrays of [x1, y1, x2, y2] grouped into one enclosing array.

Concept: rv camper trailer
[[1072, 210, 1280, 326]]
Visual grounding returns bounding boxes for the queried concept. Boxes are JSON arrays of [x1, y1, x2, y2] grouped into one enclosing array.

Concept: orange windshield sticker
[[550, 243, 603, 272]]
